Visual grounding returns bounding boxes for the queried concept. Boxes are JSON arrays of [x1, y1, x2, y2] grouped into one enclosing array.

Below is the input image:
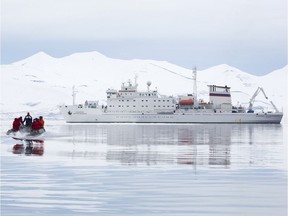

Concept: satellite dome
[[147, 81, 152, 86]]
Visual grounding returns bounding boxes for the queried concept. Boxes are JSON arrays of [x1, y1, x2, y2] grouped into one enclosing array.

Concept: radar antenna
[[147, 81, 152, 92]]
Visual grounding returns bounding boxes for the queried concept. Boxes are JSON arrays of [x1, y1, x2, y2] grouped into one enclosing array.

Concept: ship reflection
[[12, 139, 44, 156], [65, 124, 267, 168], [66, 123, 284, 167], [106, 125, 233, 167]]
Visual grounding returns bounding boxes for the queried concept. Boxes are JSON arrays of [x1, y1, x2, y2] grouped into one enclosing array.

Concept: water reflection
[[2, 123, 286, 216], [12, 139, 44, 156], [59, 124, 283, 168]]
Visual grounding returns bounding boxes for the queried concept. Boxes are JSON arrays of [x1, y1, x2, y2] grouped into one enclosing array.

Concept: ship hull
[[60, 106, 283, 124]]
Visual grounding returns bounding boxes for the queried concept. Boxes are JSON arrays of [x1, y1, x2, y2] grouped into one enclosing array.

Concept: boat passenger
[[23, 112, 33, 127], [18, 116, 23, 124], [12, 118, 21, 131], [31, 118, 41, 130], [39, 116, 45, 128]]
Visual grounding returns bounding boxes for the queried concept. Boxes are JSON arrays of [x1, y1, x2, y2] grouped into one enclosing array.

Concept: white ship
[[60, 71, 283, 124]]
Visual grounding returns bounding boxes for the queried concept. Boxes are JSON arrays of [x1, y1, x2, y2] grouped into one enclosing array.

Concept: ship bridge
[[208, 85, 232, 110]]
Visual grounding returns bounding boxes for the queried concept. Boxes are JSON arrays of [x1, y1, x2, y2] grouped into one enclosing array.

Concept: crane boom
[[248, 87, 279, 113], [270, 101, 279, 113]]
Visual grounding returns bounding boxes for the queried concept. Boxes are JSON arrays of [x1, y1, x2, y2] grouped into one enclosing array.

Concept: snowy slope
[[1, 51, 287, 118]]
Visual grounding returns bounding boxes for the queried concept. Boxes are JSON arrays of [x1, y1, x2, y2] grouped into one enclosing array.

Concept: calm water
[[1, 120, 287, 216]]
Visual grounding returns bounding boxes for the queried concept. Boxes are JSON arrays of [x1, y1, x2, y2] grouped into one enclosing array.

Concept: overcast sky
[[1, 0, 287, 75]]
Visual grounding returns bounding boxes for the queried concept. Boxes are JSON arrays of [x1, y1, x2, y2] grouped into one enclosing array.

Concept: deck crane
[[248, 87, 279, 113]]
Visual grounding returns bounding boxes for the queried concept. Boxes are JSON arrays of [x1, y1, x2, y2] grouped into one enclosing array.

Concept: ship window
[[133, 105, 136, 107], [133, 100, 136, 102], [122, 100, 124, 102], [146, 100, 148, 102], [127, 105, 129, 107], [163, 105, 165, 107], [142, 105, 144, 107], [163, 100, 165, 102], [118, 105, 121, 107], [158, 105, 161, 107], [149, 94, 150, 96], [158, 100, 161, 102], [154, 100, 156, 102], [146, 105, 148, 107], [142, 100, 144, 102], [127, 100, 129, 102], [167, 106, 169, 107]]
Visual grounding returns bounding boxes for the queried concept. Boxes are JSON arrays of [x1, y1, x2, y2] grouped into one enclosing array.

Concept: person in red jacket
[[39, 116, 45, 128], [18, 116, 23, 129], [31, 118, 41, 130], [12, 118, 21, 131]]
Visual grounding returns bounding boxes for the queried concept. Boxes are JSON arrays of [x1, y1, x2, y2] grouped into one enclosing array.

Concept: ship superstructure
[[60, 73, 283, 124], [104, 79, 176, 114]]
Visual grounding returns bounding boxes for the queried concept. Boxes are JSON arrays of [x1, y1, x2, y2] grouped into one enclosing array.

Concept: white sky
[[1, 0, 287, 75]]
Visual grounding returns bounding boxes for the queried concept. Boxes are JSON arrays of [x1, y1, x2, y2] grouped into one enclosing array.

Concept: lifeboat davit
[[179, 99, 194, 105]]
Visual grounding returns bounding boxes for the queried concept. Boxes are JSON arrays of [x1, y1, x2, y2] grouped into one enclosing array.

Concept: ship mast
[[193, 67, 197, 105], [134, 74, 138, 88], [72, 85, 78, 106]]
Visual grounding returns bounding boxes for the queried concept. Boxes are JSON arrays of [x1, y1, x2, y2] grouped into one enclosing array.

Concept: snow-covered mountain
[[1, 51, 287, 119]]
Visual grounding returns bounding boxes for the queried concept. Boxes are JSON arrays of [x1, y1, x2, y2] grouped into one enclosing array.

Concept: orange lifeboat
[[179, 99, 194, 105]]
